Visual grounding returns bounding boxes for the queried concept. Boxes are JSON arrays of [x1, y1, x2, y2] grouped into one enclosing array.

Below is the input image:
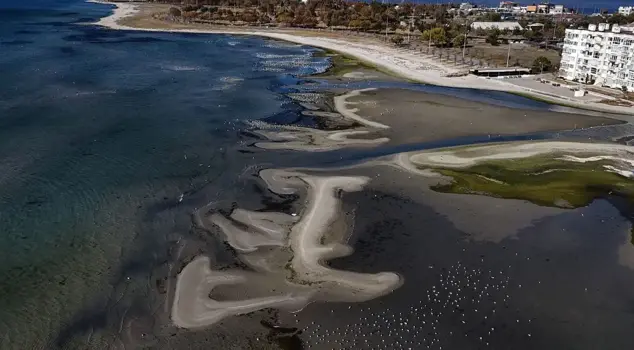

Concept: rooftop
[[471, 21, 523, 30]]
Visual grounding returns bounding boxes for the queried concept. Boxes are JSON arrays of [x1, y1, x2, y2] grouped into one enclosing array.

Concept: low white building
[[559, 23, 634, 91], [551, 5, 564, 15], [460, 2, 475, 11], [619, 6, 633, 16], [471, 21, 523, 31]]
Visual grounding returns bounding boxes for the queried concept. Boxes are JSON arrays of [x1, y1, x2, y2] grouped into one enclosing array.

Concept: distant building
[[537, 4, 550, 13], [526, 5, 537, 13], [619, 6, 633, 16], [559, 23, 634, 91], [527, 23, 545, 30], [471, 21, 523, 30], [551, 5, 564, 15], [460, 2, 475, 11], [499, 1, 518, 10], [623, 22, 634, 31]]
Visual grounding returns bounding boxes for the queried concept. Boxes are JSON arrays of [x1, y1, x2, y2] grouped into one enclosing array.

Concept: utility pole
[[462, 22, 469, 60], [386, 16, 389, 42], [506, 40, 511, 67]]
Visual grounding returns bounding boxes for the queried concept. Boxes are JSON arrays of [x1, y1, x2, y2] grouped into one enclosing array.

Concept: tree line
[[156, 0, 454, 31], [147, 0, 634, 47]]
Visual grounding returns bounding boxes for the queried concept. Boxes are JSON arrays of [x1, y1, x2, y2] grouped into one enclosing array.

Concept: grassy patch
[[313, 49, 408, 80], [314, 50, 378, 77], [430, 155, 634, 209]]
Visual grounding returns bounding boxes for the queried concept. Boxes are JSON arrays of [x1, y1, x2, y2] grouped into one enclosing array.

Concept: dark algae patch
[[314, 49, 400, 79], [430, 155, 634, 209]]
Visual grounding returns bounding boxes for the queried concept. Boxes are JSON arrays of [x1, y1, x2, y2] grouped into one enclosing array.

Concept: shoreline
[[88, 1, 634, 116]]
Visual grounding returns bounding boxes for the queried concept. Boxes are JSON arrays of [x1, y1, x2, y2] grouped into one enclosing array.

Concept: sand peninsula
[[172, 169, 402, 329], [402, 141, 634, 169], [391, 140, 634, 210], [88, 0, 634, 116]]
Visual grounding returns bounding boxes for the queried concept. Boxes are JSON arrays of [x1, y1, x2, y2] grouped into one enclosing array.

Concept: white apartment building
[[619, 6, 633, 16], [559, 23, 634, 91]]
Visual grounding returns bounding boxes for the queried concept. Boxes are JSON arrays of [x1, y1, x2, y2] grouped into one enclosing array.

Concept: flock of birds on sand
[[294, 261, 534, 349]]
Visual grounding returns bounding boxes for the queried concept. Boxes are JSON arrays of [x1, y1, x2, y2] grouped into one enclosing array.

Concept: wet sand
[[249, 86, 625, 154], [347, 88, 623, 145], [279, 165, 634, 350]]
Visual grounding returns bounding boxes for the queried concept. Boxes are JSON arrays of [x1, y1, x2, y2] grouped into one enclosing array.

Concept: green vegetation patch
[[314, 50, 378, 77], [430, 155, 634, 209], [313, 49, 407, 80]]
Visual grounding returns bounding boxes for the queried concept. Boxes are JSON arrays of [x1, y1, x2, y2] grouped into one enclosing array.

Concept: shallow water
[[1, 1, 634, 349]]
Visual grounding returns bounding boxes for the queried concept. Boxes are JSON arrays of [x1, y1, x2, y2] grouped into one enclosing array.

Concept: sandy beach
[[89, 0, 634, 116]]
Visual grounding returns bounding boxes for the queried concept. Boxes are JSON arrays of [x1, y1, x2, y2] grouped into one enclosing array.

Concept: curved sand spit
[[333, 88, 390, 130], [171, 256, 312, 329], [403, 141, 634, 169], [249, 88, 390, 151], [172, 169, 401, 328], [252, 123, 389, 151]]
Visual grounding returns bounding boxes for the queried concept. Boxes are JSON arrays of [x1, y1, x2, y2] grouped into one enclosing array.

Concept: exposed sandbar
[[172, 169, 402, 328], [171, 256, 312, 329], [405, 141, 634, 169], [247, 88, 392, 152]]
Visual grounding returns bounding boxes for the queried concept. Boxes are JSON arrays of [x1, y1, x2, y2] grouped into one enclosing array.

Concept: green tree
[[532, 56, 552, 73], [391, 35, 405, 46], [169, 7, 181, 17], [422, 27, 447, 46], [485, 29, 500, 46], [486, 12, 502, 21], [452, 34, 466, 48]]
